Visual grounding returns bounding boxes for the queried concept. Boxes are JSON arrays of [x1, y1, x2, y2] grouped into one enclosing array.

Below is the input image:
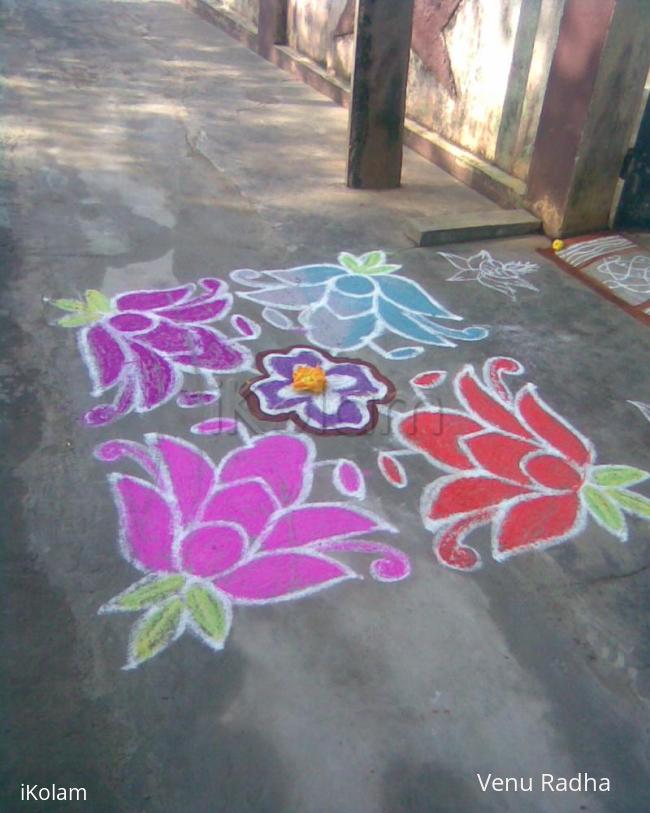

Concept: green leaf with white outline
[[337, 250, 401, 276], [185, 583, 231, 649], [100, 575, 186, 613], [52, 298, 85, 312], [57, 313, 99, 328], [608, 488, 650, 520], [126, 598, 184, 669], [591, 465, 649, 488], [581, 484, 627, 539], [85, 289, 112, 314]]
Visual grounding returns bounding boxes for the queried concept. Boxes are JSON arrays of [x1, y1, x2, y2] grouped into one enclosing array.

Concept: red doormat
[[538, 233, 650, 325]]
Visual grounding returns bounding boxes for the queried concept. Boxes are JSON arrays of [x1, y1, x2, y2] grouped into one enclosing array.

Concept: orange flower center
[[292, 365, 327, 394]]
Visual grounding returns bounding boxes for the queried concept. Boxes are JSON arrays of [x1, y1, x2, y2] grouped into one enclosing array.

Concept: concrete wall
[[285, 0, 565, 184], [218, 0, 259, 28]]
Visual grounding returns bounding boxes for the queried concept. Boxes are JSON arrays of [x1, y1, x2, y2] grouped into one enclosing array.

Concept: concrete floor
[[1, 1, 649, 811]]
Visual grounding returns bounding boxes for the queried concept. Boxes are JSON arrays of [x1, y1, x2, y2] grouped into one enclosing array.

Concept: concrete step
[[406, 208, 542, 246]]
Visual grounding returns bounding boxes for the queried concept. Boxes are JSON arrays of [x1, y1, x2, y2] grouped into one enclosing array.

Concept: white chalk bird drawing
[[439, 250, 540, 301]]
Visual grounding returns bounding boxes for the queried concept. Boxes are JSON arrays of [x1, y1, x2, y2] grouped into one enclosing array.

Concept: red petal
[[434, 511, 492, 571], [516, 386, 593, 467], [463, 432, 538, 484], [495, 492, 583, 558], [523, 453, 584, 491], [378, 453, 408, 487], [398, 411, 482, 471], [456, 368, 530, 438], [411, 371, 446, 389], [427, 474, 528, 522]]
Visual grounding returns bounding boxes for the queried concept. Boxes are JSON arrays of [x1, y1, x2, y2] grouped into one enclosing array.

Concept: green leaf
[[51, 298, 85, 312], [581, 484, 627, 539], [57, 313, 98, 328], [85, 289, 112, 314], [100, 575, 186, 613], [185, 583, 231, 649], [338, 252, 362, 273], [360, 262, 401, 275], [127, 598, 184, 669], [360, 250, 385, 269], [608, 488, 650, 520], [591, 465, 649, 488]]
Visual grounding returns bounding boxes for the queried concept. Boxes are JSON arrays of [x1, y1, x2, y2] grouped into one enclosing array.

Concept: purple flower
[[96, 431, 410, 668], [241, 346, 396, 435], [52, 280, 253, 426]]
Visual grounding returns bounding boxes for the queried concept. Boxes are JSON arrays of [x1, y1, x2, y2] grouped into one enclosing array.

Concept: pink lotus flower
[[390, 357, 650, 570], [52, 280, 254, 426], [96, 430, 410, 668]]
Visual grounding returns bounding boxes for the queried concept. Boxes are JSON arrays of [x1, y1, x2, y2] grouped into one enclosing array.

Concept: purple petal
[[260, 505, 382, 551], [266, 350, 323, 379], [151, 436, 216, 526], [251, 378, 309, 411], [108, 313, 153, 333], [115, 285, 194, 312], [327, 362, 382, 397], [83, 377, 135, 427], [131, 342, 179, 410], [214, 552, 353, 603], [174, 327, 247, 372], [303, 399, 366, 431], [84, 325, 126, 390], [112, 475, 175, 572], [202, 480, 278, 539], [176, 391, 220, 408], [180, 523, 246, 578], [219, 435, 312, 507]]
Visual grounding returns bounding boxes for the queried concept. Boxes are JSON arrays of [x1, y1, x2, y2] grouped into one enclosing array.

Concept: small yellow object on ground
[[292, 365, 327, 394], [552, 239, 565, 251]]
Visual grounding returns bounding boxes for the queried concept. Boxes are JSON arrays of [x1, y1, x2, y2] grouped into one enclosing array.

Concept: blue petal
[[303, 305, 378, 351], [266, 264, 345, 287], [376, 275, 460, 319], [325, 288, 374, 318], [378, 298, 486, 346], [334, 275, 376, 296]]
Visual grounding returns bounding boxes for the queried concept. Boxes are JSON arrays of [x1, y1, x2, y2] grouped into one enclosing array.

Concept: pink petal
[[115, 285, 193, 312], [192, 418, 238, 435], [516, 385, 593, 467], [152, 436, 216, 526], [180, 523, 246, 578], [83, 377, 135, 427], [259, 505, 383, 551], [131, 342, 179, 410], [215, 552, 353, 603], [494, 492, 583, 558], [138, 322, 195, 354], [202, 480, 278, 539], [219, 435, 313, 507], [156, 299, 230, 324], [108, 313, 153, 333], [84, 325, 125, 390], [112, 475, 175, 572], [333, 460, 365, 498], [174, 327, 246, 372]]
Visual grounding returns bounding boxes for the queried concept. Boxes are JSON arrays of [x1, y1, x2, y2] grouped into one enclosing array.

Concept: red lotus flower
[[396, 358, 597, 570]]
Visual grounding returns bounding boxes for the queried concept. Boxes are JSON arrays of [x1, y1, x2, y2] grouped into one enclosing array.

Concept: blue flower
[[230, 251, 488, 360]]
